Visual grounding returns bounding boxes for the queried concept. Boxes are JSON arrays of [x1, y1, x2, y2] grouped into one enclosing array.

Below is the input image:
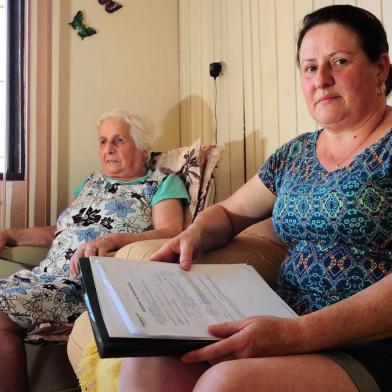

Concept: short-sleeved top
[[259, 129, 392, 315], [74, 169, 189, 206], [39, 169, 188, 276], [0, 170, 189, 329]]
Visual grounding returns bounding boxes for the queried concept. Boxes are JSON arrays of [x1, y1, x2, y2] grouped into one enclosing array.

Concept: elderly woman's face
[[98, 117, 146, 180], [299, 23, 385, 131]]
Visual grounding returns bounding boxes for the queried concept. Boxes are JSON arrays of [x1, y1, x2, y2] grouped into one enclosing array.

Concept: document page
[[91, 257, 296, 339]]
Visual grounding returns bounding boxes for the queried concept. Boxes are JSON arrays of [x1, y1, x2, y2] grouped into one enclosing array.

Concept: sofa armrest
[[115, 229, 287, 290], [197, 233, 286, 289], [0, 246, 49, 267], [0, 246, 49, 278]]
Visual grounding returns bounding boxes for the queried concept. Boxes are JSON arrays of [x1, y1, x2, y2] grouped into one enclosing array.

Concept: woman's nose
[[105, 142, 116, 154], [315, 64, 334, 89]]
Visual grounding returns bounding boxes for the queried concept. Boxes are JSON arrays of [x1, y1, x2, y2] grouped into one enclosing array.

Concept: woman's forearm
[[103, 204, 241, 253], [188, 176, 276, 253], [189, 204, 239, 252], [4, 226, 56, 247], [296, 274, 392, 352], [110, 227, 184, 249]]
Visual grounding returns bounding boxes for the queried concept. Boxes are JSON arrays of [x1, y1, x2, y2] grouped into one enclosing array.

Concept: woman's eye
[[303, 65, 316, 74], [334, 58, 347, 66]]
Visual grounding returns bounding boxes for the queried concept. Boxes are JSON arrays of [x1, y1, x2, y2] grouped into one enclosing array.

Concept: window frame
[[1, 0, 25, 181]]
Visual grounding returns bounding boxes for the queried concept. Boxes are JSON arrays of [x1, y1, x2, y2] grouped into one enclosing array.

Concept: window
[[0, 0, 5, 173], [0, 0, 25, 180]]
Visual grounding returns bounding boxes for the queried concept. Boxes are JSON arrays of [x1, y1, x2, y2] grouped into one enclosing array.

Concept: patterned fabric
[[148, 139, 224, 227], [259, 129, 392, 315], [0, 169, 175, 330]]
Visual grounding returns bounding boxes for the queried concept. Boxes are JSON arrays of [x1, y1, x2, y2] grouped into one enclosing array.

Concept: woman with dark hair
[[118, 5, 392, 392]]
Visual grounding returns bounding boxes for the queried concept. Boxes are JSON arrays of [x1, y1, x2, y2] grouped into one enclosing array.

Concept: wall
[[180, 0, 392, 200], [50, 0, 180, 218]]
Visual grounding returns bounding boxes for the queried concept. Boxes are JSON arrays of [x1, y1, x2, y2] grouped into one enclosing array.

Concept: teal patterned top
[[259, 129, 392, 315]]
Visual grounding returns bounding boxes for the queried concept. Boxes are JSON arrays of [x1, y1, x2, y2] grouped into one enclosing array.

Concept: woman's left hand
[[70, 235, 119, 277], [181, 315, 303, 364]]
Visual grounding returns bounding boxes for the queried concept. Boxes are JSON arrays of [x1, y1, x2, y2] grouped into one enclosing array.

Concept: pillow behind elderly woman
[[0, 109, 188, 391]]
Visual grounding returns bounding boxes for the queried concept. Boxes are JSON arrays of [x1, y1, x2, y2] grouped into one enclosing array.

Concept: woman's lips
[[317, 94, 340, 104]]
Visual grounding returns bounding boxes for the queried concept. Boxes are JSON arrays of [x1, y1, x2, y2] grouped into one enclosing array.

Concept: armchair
[[0, 139, 224, 392], [67, 219, 287, 391]]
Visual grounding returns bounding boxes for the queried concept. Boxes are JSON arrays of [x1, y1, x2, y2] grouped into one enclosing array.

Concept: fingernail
[[181, 354, 191, 363], [181, 261, 191, 270]]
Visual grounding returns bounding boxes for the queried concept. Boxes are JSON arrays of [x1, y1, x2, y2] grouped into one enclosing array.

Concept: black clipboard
[[79, 258, 216, 358]]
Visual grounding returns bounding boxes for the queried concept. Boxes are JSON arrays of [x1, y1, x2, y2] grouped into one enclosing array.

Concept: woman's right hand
[[150, 225, 203, 270], [181, 315, 303, 364]]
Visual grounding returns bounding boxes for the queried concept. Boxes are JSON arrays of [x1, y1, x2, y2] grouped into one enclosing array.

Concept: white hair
[[96, 109, 154, 151]]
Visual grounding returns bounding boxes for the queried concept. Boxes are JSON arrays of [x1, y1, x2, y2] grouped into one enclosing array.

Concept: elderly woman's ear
[[142, 151, 149, 170]]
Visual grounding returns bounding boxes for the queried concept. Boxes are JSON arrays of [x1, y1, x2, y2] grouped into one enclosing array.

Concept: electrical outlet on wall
[[209, 61, 225, 79]]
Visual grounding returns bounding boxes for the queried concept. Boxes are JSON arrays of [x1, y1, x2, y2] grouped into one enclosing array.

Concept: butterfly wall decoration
[[69, 11, 97, 40], [98, 0, 123, 14]]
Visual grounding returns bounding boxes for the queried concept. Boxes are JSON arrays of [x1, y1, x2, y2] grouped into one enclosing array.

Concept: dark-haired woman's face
[[299, 23, 386, 131]]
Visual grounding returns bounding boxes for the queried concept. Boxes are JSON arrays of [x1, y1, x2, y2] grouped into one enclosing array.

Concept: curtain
[[1, 0, 26, 229]]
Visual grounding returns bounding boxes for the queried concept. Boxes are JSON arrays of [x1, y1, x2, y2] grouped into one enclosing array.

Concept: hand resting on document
[[151, 225, 204, 271], [180, 315, 303, 364], [149, 213, 305, 366]]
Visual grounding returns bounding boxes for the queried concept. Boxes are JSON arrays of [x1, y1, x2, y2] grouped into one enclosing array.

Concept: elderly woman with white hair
[[0, 109, 188, 391]]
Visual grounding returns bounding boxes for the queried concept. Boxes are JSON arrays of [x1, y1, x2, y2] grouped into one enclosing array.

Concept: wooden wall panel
[[294, 0, 317, 134], [201, 0, 214, 144], [213, 0, 232, 200], [276, 0, 297, 144], [179, 0, 392, 199], [382, 0, 392, 106], [259, 0, 279, 161], [242, 0, 255, 180], [179, 1, 191, 147], [221, 0, 245, 199], [188, 1, 203, 144], [357, 0, 381, 18], [313, 0, 330, 9]]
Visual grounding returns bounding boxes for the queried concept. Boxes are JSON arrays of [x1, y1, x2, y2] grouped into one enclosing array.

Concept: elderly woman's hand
[[70, 234, 119, 277], [150, 225, 204, 270], [181, 315, 303, 364]]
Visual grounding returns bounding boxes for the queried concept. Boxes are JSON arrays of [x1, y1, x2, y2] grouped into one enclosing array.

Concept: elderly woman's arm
[[69, 199, 184, 276], [181, 273, 392, 364], [0, 226, 56, 251]]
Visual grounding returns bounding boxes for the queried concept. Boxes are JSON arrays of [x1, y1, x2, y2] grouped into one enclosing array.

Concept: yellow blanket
[[78, 339, 122, 392]]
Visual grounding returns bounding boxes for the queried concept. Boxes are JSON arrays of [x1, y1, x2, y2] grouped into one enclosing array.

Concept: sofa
[[67, 218, 288, 391]]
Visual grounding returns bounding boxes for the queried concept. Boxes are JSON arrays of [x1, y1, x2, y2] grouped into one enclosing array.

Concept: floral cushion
[[148, 139, 224, 227]]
